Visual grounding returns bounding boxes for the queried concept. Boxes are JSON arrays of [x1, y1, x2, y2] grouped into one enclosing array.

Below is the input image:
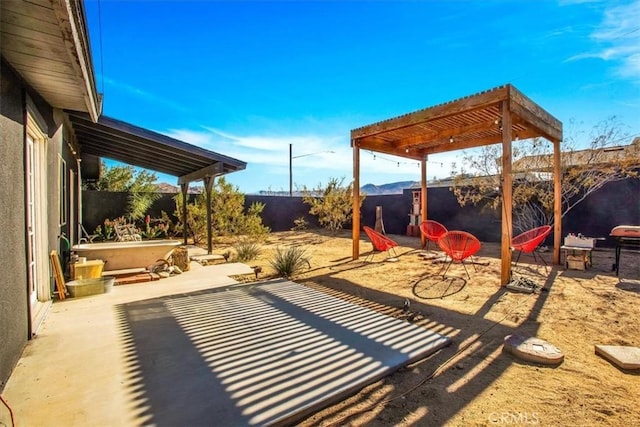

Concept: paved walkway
[[1, 261, 241, 426], [1, 262, 450, 426]]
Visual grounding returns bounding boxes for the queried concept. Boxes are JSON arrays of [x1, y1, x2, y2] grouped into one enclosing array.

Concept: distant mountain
[[360, 181, 418, 195], [155, 182, 179, 193], [154, 183, 203, 194], [156, 180, 417, 195]]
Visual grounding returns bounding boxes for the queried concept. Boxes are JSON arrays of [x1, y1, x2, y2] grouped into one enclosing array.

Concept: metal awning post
[[180, 183, 189, 246], [204, 176, 215, 255]]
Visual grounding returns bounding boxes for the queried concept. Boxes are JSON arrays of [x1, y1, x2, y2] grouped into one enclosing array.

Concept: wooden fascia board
[[351, 85, 509, 139], [509, 87, 562, 143], [511, 103, 562, 143], [178, 163, 224, 185], [51, 0, 101, 121]]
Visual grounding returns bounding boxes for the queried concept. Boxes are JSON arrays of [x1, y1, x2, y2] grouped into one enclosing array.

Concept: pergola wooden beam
[[351, 84, 563, 286], [351, 86, 510, 140], [510, 89, 563, 143]]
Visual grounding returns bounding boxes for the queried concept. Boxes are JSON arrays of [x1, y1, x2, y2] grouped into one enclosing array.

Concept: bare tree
[[451, 117, 639, 233]]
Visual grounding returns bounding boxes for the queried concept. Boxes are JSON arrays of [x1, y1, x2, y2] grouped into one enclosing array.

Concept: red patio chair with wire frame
[[511, 225, 552, 267], [437, 230, 482, 278], [363, 226, 399, 262], [419, 220, 448, 251]]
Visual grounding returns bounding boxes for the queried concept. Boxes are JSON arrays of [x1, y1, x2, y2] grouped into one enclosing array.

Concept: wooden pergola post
[[553, 140, 562, 264], [420, 157, 427, 248], [349, 84, 562, 282], [500, 101, 513, 286], [352, 140, 360, 260]]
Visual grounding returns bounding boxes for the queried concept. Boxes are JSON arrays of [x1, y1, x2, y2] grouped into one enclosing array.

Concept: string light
[[365, 151, 443, 168]]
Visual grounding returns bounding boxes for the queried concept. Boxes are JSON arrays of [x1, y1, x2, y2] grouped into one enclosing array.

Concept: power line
[[97, 0, 105, 95]]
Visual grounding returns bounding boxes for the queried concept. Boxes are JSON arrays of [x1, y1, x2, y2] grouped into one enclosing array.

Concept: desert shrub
[[269, 246, 311, 278], [291, 216, 308, 231], [238, 202, 270, 241], [302, 177, 365, 234], [234, 239, 261, 262]]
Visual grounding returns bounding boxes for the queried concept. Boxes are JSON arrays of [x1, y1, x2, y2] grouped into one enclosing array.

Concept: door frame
[[26, 111, 51, 335]]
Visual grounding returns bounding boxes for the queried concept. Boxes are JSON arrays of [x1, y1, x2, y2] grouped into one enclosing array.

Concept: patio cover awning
[[68, 111, 247, 253], [67, 111, 246, 183], [350, 84, 563, 285]]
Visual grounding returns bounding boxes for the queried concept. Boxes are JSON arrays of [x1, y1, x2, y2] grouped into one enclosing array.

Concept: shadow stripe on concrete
[[117, 278, 451, 426]]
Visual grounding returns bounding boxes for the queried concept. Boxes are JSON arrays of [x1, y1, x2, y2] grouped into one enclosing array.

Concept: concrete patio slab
[[204, 261, 255, 277], [2, 269, 450, 427], [116, 279, 451, 426]]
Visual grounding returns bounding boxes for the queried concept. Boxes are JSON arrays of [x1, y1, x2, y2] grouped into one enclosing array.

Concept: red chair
[[363, 226, 399, 261], [419, 220, 448, 251], [437, 231, 482, 278], [511, 225, 552, 267]]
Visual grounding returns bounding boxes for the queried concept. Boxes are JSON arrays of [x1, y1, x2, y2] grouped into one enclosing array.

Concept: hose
[[0, 394, 15, 427]]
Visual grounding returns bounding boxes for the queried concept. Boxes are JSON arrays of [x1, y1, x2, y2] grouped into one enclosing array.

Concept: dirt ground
[[213, 229, 640, 426]]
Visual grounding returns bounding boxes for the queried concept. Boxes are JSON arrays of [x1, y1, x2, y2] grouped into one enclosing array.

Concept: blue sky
[[85, 0, 640, 193]]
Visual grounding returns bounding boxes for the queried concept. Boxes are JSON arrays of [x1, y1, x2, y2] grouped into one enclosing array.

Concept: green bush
[[302, 177, 365, 234], [173, 177, 270, 244], [89, 162, 160, 222], [269, 246, 311, 278], [234, 239, 261, 262]]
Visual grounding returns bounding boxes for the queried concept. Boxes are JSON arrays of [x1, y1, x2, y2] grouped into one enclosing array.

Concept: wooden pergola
[[350, 84, 563, 285]]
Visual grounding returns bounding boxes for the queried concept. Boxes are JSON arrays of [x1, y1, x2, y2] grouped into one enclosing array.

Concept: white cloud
[[165, 127, 345, 167], [161, 126, 459, 191], [104, 77, 189, 112], [567, 1, 640, 83], [558, 0, 603, 5]]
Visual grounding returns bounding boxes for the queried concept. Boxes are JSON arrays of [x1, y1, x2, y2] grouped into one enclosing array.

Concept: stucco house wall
[[0, 62, 30, 389], [0, 58, 84, 389]]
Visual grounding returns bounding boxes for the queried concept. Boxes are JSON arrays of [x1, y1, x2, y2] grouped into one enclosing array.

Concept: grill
[[610, 225, 640, 276]]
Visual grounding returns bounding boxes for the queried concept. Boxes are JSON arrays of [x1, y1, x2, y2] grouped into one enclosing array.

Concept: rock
[[173, 265, 183, 274], [158, 271, 170, 279]]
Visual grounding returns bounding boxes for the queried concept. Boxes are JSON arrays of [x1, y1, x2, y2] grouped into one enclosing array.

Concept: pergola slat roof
[[351, 84, 562, 158], [350, 84, 563, 285]]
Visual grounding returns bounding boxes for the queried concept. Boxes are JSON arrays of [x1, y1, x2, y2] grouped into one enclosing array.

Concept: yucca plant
[[269, 246, 311, 278], [234, 239, 261, 262]]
